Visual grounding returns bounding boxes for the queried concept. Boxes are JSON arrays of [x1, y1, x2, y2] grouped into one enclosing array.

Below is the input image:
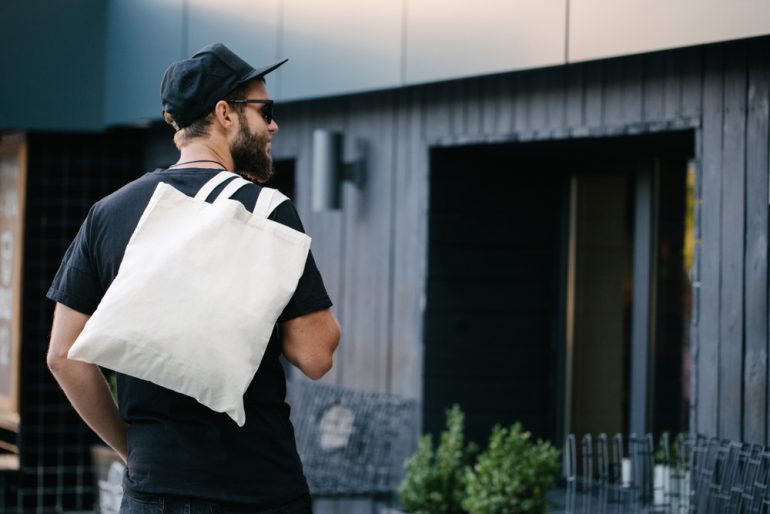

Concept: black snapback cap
[[160, 42, 287, 129]]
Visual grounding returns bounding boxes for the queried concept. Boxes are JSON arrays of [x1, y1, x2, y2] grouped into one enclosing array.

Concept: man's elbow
[[302, 328, 340, 380], [46, 343, 79, 377], [304, 356, 334, 380], [46, 350, 68, 376]]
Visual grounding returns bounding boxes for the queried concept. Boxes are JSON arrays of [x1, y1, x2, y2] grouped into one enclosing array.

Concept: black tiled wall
[[3, 130, 145, 513]]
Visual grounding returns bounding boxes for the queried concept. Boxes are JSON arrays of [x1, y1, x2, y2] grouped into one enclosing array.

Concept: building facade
[[1, 2, 769, 512]]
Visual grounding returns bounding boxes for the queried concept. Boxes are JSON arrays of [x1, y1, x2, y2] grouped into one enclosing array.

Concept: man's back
[[48, 43, 339, 514], [47, 167, 331, 509]]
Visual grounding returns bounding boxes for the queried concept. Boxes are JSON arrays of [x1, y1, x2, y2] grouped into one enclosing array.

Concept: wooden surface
[[744, 38, 770, 446], [718, 41, 747, 442], [0, 133, 25, 428], [268, 37, 770, 512], [696, 44, 723, 440]]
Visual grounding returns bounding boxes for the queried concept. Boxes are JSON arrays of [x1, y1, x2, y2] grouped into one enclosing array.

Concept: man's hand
[[281, 308, 340, 380], [47, 303, 128, 463]]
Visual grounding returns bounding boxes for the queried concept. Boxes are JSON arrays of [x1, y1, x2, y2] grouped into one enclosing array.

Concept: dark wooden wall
[[271, 36, 770, 512]]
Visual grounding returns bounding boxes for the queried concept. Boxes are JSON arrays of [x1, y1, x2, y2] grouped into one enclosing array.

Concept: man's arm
[[46, 303, 128, 462], [281, 308, 340, 380]]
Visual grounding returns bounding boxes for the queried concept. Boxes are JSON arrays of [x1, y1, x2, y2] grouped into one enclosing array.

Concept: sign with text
[[0, 134, 25, 430]]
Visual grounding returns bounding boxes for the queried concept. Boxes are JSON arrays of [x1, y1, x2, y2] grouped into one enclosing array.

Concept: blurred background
[[1, 1, 769, 513]]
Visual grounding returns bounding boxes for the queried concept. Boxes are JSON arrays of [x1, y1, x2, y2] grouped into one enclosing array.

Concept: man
[[46, 43, 340, 514]]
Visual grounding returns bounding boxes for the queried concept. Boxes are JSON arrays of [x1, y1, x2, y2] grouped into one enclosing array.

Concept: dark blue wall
[[0, 0, 106, 131]]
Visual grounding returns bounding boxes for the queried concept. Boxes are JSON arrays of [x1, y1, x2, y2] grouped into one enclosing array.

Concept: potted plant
[[397, 405, 476, 514], [653, 432, 672, 508], [665, 434, 690, 512], [462, 422, 560, 514]]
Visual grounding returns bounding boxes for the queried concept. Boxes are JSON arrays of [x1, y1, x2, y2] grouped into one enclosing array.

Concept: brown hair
[[165, 80, 255, 149]]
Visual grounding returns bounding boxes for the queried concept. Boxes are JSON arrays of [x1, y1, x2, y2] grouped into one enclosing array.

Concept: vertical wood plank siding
[[339, 92, 395, 394], [745, 37, 770, 446], [719, 41, 748, 441], [271, 36, 770, 511], [642, 53, 665, 123]]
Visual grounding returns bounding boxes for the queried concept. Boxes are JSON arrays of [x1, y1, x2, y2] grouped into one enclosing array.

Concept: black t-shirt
[[47, 168, 332, 509]]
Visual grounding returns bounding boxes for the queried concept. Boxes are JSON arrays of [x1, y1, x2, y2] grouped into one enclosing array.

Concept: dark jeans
[[119, 490, 313, 514]]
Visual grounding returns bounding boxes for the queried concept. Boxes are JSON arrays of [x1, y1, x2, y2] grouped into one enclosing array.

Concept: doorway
[[423, 132, 694, 447]]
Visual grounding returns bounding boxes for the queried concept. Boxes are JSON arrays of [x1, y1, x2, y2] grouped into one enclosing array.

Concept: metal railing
[[563, 433, 770, 514]]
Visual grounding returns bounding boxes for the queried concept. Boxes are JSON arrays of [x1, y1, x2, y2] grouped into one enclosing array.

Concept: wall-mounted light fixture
[[311, 129, 365, 211]]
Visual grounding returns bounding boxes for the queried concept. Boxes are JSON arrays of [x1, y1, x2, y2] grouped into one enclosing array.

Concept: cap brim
[[242, 58, 288, 83]]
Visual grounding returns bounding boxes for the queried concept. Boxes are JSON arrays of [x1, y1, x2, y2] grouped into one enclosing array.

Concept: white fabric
[[68, 172, 310, 426], [193, 171, 236, 201]]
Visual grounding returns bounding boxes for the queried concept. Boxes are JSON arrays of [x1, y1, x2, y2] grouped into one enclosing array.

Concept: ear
[[212, 100, 237, 129]]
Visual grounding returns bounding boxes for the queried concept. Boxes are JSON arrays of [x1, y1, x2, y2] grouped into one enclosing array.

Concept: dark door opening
[[423, 132, 694, 448], [424, 143, 566, 447], [267, 159, 296, 201], [567, 170, 635, 442]]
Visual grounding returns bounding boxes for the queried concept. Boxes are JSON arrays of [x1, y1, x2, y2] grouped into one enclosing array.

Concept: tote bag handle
[[193, 171, 288, 218], [194, 171, 239, 202]]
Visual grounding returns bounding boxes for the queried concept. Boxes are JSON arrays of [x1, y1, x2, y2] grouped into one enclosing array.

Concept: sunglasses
[[226, 99, 274, 125]]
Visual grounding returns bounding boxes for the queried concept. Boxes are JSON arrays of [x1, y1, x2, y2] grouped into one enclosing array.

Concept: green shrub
[[462, 423, 560, 514], [397, 405, 475, 514], [108, 371, 118, 404]]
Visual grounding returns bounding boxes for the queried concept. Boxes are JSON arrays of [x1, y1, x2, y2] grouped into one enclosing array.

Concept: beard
[[230, 112, 273, 183]]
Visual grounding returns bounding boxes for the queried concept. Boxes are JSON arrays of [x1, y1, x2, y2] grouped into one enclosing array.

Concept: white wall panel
[[405, 0, 567, 85], [279, 0, 403, 101], [570, 0, 770, 62], [97, 0, 770, 122], [104, 0, 184, 126], [187, 0, 282, 97]]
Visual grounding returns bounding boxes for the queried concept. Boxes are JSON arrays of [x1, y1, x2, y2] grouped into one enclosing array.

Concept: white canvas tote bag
[[68, 171, 311, 426]]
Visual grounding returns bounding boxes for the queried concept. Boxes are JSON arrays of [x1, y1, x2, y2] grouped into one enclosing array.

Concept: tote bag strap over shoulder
[[193, 171, 288, 216], [214, 176, 251, 202], [253, 187, 289, 218], [193, 171, 240, 202]]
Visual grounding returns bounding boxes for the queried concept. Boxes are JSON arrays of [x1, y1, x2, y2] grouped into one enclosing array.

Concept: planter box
[[654, 464, 670, 506]]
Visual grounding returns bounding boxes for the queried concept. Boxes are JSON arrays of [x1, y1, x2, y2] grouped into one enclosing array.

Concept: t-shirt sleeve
[[46, 206, 104, 315], [268, 200, 333, 322]]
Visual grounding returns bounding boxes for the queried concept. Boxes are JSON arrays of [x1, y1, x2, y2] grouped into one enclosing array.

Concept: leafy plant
[[654, 432, 671, 465], [106, 370, 118, 404], [462, 423, 560, 514], [398, 405, 476, 514], [672, 435, 689, 471]]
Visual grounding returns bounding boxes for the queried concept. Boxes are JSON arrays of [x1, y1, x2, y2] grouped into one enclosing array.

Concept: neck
[[174, 142, 233, 170]]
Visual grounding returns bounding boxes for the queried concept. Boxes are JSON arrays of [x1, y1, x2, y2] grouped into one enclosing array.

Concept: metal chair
[[564, 434, 577, 514], [710, 441, 744, 514], [748, 450, 770, 514], [597, 433, 610, 514], [609, 433, 632, 514], [689, 437, 720, 514], [557, 433, 770, 513], [701, 439, 736, 514], [286, 380, 419, 499], [628, 433, 654, 513], [731, 444, 765, 514], [581, 434, 594, 514]]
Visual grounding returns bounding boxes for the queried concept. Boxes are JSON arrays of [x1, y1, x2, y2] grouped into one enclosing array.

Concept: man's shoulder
[[94, 173, 159, 209], [91, 169, 216, 212], [89, 171, 301, 228], [89, 172, 161, 222], [267, 196, 304, 233]]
